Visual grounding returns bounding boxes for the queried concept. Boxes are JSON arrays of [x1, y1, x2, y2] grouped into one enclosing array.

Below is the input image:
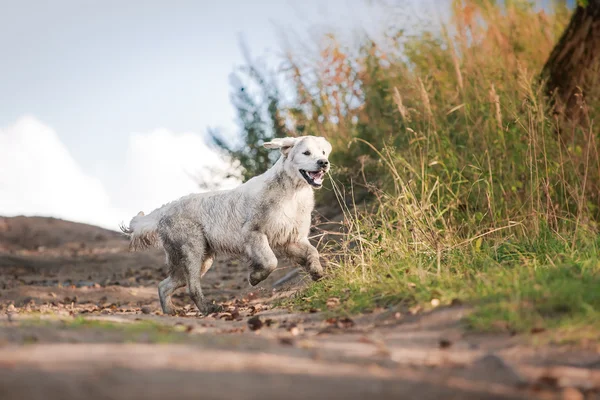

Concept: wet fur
[[120, 136, 332, 315]]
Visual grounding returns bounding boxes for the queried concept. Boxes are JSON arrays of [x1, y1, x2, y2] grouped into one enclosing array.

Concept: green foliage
[[232, 0, 600, 339], [211, 47, 290, 181], [19, 316, 189, 343], [294, 226, 600, 339]]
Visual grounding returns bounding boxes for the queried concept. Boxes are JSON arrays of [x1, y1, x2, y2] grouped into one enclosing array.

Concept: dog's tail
[[120, 210, 162, 251]]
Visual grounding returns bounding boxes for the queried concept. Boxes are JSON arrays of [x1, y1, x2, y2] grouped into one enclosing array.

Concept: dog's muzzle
[[300, 167, 328, 188]]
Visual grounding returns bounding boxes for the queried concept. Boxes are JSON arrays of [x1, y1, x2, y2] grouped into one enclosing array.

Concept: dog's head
[[264, 136, 332, 188]]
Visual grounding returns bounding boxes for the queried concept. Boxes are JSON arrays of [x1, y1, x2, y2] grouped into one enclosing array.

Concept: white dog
[[121, 136, 332, 315]]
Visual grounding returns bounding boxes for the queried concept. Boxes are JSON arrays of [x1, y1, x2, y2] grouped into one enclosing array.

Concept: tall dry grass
[[281, 0, 598, 234], [268, 0, 600, 334]]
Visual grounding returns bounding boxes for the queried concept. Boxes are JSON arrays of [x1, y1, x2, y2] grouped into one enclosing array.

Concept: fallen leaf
[[325, 317, 355, 330], [297, 339, 315, 349], [409, 305, 421, 315], [326, 297, 340, 309], [248, 304, 263, 316], [218, 312, 234, 321], [229, 307, 240, 320], [264, 318, 276, 327], [279, 337, 295, 346], [234, 298, 248, 307], [536, 375, 559, 388], [220, 327, 245, 334], [450, 298, 462, 306], [247, 316, 263, 331], [337, 317, 355, 329]]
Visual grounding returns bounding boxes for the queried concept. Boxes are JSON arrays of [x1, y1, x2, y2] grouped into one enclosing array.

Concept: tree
[[210, 45, 289, 182], [542, 0, 600, 121]]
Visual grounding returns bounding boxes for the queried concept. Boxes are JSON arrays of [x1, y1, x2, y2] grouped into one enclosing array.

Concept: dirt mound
[[0, 216, 123, 252], [0, 216, 598, 399]]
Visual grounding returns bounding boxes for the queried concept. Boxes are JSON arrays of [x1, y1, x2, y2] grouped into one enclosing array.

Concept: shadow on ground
[[1, 216, 598, 400]]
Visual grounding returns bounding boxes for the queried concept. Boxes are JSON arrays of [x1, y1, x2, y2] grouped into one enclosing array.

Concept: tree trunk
[[542, 0, 600, 122]]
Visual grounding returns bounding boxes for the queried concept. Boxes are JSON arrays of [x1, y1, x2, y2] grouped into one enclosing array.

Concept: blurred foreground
[[1, 216, 600, 399]]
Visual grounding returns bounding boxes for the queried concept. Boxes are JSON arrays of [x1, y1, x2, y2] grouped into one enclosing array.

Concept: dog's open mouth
[[300, 169, 326, 187]]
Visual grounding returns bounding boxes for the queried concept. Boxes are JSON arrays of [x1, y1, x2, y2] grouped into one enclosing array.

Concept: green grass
[[64, 317, 189, 343], [295, 228, 600, 340], [19, 316, 189, 343], [231, 1, 600, 342]]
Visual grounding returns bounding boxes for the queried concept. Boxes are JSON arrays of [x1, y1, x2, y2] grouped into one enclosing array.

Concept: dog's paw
[[249, 269, 272, 286], [248, 274, 262, 287], [310, 270, 324, 282]]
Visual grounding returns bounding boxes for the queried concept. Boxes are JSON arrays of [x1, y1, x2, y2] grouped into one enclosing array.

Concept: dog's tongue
[[309, 171, 325, 185]]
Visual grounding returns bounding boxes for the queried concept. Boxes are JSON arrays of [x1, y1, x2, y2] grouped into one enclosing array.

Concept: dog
[[120, 135, 332, 315]]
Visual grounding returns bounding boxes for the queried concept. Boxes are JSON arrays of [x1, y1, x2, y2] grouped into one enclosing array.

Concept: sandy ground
[[1, 216, 599, 400]]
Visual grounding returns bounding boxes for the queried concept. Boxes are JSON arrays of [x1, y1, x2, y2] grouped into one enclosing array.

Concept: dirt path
[[1, 216, 599, 399]]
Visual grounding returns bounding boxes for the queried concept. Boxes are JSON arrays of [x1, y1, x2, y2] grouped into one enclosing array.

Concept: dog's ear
[[263, 137, 298, 155]]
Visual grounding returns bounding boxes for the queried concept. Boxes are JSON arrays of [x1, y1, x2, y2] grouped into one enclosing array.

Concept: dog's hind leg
[[161, 241, 218, 315], [158, 250, 186, 315], [246, 232, 278, 286], [158, 272, 185, 315], [185, 248, 221, 315], [159, 217, 220, 315]]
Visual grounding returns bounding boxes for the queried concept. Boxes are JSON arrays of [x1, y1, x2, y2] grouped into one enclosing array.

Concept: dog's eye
[[303, 151, 311, 156], [322, 150, 325, 155]]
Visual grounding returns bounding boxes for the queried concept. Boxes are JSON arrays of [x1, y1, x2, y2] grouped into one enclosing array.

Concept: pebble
[[141, 306, 152, 314]]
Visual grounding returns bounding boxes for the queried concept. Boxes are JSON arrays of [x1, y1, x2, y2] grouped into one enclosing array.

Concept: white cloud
[[117, 128, 238, 213], [0, 116, 124, 229], [0, 117, 238, 231]]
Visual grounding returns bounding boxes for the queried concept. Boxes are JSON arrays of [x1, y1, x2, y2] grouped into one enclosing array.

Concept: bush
[[233, 0, 600, 338]]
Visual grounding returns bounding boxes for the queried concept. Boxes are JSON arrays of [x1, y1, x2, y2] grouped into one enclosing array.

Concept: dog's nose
[[317, 159, 329, 168]]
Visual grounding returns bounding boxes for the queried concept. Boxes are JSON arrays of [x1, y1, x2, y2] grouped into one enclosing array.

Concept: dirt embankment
[[0, 215, 598, 400]]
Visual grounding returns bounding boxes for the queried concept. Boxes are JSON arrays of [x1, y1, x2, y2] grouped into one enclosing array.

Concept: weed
[[267, 1, 600, 341]]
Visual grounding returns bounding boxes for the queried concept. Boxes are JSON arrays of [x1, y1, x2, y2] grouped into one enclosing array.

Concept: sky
[[0, 0, 446, 230]]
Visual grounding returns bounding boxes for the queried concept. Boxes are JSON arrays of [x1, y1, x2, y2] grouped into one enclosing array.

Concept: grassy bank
[[231, 1, 600, 338], [299, 222, 599, 339]]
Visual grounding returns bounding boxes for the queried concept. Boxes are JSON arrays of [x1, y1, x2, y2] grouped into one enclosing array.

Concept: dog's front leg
[[246, 232, 278, 286], [286, 239, 324, 281]]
